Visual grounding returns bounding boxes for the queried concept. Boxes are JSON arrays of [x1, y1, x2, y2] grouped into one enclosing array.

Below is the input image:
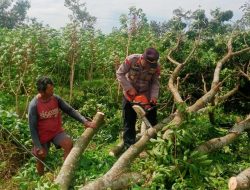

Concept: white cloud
[[27, 0, 246, 33]]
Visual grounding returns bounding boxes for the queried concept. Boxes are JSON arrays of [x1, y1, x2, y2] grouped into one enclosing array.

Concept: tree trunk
[[228, 168, 250, 190], [68, 24, 79, 103], [80, 116, 174, 190], [196, 133, 239, 153], [55, 112, 104, 190], [81, 172, 142, 190], [69, 60, 75, 103]]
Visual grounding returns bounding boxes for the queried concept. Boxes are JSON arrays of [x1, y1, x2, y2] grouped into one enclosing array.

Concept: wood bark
[[80, 116, 174, 190], [109, 141, 124, 157], [196, 114, 250, 153], [109, 126, 148, 158], [228, 168, 250, 190], [80, 172, 142, 190], [69, 24, 79, 102], [55, 112, 104, 190]]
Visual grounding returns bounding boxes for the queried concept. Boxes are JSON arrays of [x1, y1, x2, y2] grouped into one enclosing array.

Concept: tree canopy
[[0, 0, 30, 28]]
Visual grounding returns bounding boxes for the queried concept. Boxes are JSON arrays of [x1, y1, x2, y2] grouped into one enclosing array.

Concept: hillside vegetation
[[0, 2, 250, 190]]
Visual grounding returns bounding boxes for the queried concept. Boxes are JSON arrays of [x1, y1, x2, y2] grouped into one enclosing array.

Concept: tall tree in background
[[190, 9, 208, 31], [119, 6, 148, 55], [64, 0, 97, 101], [119, 6, 148, 34], [64, 0, 96, 30], [63, 23, 81, 102], [209, 8, 233, 33], [0, 0, 30, 29], [150, 8, 189, 37], [238, 1, 250, 29]]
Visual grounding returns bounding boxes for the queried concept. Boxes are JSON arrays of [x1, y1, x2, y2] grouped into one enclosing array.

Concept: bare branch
[[167, 36, 182, 66], [211, 35, 250, 89], [80, 115, 174, 190], [168, 65, 185, 103], [167, 35, 200, 104], [201, 74, 207, 94], [227, 36, 233, 54], [55, 112, 105, 190], [182, 73, 191, 83], [239, 70, 250, 80], [196, 114, 250, 153], [187, 82, 222, 112], [183, 37, 200, 65], [215, 84, 240, 104], [232, 47, 250, 56], [176, 77, 180, 90]]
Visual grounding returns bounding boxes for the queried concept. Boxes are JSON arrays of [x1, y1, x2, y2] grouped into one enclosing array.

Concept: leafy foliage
[[0, 4, 249, 190], [64, 0, 96, 30], [0, 0, 30, 29], [135, 112, 250, 189]]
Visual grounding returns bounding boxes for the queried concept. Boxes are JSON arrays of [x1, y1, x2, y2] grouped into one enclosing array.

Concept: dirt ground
[[0, 139, 28, 184]]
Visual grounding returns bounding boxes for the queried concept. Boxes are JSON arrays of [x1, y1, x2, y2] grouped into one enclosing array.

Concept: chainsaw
[[130, 94, 157, 112], [129, 94, 157, 128]]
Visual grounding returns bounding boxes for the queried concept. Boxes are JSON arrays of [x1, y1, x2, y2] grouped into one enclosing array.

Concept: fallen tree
[[55, 112, 104, 190], [228, 167, 250, 190], [80, 33, 250, 189], [80, 115, 174, 190]]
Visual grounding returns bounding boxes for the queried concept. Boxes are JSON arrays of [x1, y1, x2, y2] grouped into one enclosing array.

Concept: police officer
[[116, 47, 160, 149]]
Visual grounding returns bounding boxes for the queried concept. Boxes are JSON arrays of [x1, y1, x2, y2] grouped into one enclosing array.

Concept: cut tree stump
[[228, 167, 250, 190]]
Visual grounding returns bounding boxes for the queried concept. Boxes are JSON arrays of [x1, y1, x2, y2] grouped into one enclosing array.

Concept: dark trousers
[[122, 96, 157, 148]]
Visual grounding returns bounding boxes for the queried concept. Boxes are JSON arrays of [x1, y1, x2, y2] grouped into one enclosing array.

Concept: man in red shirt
[[28, 76, 96, 175]]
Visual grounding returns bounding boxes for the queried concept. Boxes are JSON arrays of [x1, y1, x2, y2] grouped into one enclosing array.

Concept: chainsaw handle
[[130, 102, 151, 106], [146, 105, 157, 112], [130, 102, 157, 112]]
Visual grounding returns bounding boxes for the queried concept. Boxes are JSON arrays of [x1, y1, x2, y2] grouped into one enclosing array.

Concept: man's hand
[[37, 148, 46, 158], [126, 88, 137, 101], [150, 97, 157, 105], [84, 120, 97, 129], [127, 87, 137, 96]]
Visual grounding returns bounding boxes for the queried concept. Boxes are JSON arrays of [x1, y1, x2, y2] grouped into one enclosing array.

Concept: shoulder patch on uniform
[[136, 57, 142, 64], [125, 58, 131, 65]]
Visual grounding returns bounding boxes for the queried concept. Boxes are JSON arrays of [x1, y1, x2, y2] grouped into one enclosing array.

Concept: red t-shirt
[[37, 96, 64, 144]]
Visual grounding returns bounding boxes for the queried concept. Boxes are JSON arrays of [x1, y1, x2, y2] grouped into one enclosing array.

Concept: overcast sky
[[27, 0, 248, 33]]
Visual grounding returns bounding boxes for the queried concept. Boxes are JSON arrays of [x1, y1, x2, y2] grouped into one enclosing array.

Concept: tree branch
[[167, 36, 200, 104], [201, 74, 208, 94], [196, 114, 250, 153], [55, 112, 105, 190], [211, 36, 250, 89], [215, 84, 240, 104], [80, 115, 174, 190]]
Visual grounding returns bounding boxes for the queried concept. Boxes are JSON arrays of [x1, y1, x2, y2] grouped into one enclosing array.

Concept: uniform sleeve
[[150, 64, 161, 99], [55, 95, 87, 123], [28, 98, 42, 149], [116, 57, 133, 92]]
